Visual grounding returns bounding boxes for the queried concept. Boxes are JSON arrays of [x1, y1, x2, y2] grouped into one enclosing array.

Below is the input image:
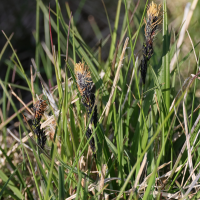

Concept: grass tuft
[[0, 0, 200, 199]]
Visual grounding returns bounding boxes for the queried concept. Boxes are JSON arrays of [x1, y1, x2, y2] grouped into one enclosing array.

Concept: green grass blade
[[24, 148, 43, 200], [107, 0, 122, 63], [44, 138, 57, 200], [58, 165, 65, 200], [2, 31, 31, 91], [163, 0, 170, 111], [35, 0, 40, 74], [75, 170, 82, 200], [101, 0, 113, 40], [0, 33, 14, 60], [56, 0, 61, 75], [0, 146, 34, 199], [0, 169, 23, 199], [0, 79, 27, 133], [0, 168, 18, 198], [115, 89, 186, 199]]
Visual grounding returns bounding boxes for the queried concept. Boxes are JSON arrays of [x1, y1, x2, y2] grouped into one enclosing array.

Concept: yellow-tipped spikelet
[[147, 1, 162, 19], [74, 62, 97, 154], [141, 2, 163, 84], [31, 99, 47, 150], [145, 1, 162, 41], [74, 62, 93, 96], [33, 99, 48, 120]]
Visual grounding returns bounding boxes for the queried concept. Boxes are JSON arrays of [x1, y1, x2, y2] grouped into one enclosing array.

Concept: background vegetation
[[0, 0, 200, 199]]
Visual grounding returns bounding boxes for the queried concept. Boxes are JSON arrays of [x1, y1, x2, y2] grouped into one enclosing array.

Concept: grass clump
[[0, 0, 200, 199]]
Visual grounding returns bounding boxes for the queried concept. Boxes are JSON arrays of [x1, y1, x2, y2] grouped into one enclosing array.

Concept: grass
[[0, 0, 200, 199]]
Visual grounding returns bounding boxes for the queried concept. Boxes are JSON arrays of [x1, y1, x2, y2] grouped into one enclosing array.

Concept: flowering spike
[[32, 99, 48, 149], [74, 61, 97, 154], [74, 62, 93, 97], [33, 99, 48, 121], [145, 1, 162, 42], [140, 1, 162, 84]]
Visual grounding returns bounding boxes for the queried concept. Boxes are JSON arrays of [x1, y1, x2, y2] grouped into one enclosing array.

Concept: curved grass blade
[[0, 169, 23, 199]]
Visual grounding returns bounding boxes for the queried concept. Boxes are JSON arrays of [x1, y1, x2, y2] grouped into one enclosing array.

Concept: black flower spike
[[86, 128, 96, 153], [32, 99, 48, 121], [141, 56, 148, 84], [74, 62, 98, 154], [40, 128, 47, 150], [141, 1, 162, 84], [74, 62, 93, 97], [32, 99, 47, 150]]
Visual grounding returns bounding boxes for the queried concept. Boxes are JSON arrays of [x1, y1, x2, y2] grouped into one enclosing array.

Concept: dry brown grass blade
[[169, 112, 200, 181], [170, 0, 198, 72], [42, 84, 59, 116], [181, 164, 188, 187], [65, 182, 97, 200], [139, 161, 172, 190], [99, 164, 106, 200], [0, 108, 4, 123], [8, 84, 34, 116], [100, 37, 129, 124], [128, 153, 147, 199], [191, 129, 200, 153], [186, 30, 198, 64], [181, 171, 200, 200], [121, 57, 138, 111], [154, 93, 160, 115], [170, 3, 190, 72], [0, 100, 34, 131], [169, 141, 188, 181], [182, 80, 196, 184], [173, 103, 200, 132], [7, 128, 32, 152], [190, 113, 200, 135], [169, 75, 192, 112], [170, 71, 200, 141], [154, 191, 180, 199], [183, 160, 200, 189], [174, 103, 185, 135], [130, 91, 141, 109], [181, 129, 200, 187], [41, 42, 54, 64], [181, 128, 200, 186], [183, 101, 195, 181]]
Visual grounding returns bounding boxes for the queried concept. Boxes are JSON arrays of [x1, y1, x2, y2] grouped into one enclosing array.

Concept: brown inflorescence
[[32, 99, 48, 150], [145, 2, 162, 42], [32, 99, 48, 121], [74, 62, 97, 155], [141, 1, 162, 84], [74, 62, 93, 97]]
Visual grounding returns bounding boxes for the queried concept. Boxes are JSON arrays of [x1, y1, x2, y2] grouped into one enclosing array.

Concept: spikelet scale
[[147, 1, 161, 18], [74, 61, 97, 154], [33, 99, 48, 120], [74, 62, 93, 97], [31, 99, 48, 149], [145, 1, 162, 42]]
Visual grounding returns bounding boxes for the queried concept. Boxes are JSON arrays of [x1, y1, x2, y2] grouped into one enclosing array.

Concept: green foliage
[[0, 0, 200, 199]]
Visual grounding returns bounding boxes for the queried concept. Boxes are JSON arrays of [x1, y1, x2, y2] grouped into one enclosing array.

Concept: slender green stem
[[35, 0, 40, 76], [107, 0, 122, 63]]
